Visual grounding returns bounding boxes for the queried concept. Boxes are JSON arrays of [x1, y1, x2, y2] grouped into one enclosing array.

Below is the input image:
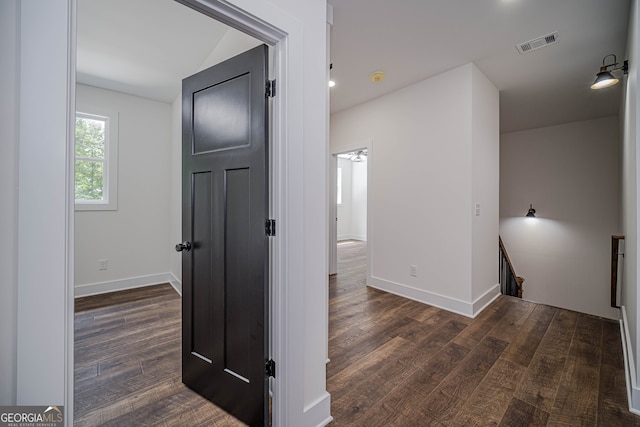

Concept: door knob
[[175, 241, 192, 252]]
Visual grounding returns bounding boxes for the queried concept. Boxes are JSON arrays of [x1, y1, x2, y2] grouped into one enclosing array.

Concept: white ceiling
[[329, 0, 631, 133], [78, 0, 631, 134], [76, 0, 260, 103]]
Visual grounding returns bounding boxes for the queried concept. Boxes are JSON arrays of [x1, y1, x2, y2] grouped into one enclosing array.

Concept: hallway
[[328, 240, 640, 426]]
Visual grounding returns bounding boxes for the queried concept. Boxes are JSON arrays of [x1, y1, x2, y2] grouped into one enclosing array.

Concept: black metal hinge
[[265, 219, 276, 237], [265, 359, 276, 378], [266, 79, 276, 98]]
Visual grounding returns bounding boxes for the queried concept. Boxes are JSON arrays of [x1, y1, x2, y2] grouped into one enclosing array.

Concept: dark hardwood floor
[[74, 285, 246, 426], [328, 240, 640, 426], [75, 240, 640, 426]]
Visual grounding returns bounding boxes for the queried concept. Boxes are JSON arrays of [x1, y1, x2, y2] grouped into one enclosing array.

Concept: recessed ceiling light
[[370, 71, 385, 83], [329, 80, 336, 88]]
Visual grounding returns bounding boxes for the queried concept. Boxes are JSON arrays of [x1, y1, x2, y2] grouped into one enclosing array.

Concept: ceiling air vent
[[516, 31, 559, 54]]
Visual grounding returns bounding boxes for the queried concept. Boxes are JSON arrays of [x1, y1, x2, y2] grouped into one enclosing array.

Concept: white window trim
[[74, 109, 118, 211]]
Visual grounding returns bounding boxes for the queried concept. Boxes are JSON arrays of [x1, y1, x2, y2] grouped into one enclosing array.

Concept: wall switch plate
[[409, 265, 417, 277], [98, 259, 108, 271]]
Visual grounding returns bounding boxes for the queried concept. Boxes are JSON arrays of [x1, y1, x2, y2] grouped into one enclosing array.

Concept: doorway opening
[[73, 0, 275, 425], [330, 147, 370, 298]]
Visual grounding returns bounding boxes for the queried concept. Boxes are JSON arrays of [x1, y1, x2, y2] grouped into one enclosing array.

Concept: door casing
[[64, 0, 312, 425], [174, 2, 286, 425]]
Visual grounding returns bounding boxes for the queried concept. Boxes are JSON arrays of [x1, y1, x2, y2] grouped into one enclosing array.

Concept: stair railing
[[611, 235, 624, 308], [499, 236, 524, 298]]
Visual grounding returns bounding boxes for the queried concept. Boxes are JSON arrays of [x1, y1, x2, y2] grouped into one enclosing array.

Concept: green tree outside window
[[75, 114, 106, 201]]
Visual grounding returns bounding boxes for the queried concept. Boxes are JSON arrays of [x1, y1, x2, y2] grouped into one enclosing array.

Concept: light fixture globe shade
[[591, 70, 619, 89]]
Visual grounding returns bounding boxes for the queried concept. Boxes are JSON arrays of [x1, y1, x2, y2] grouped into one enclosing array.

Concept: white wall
[[337, 158, 353, 239], [264, 1, 330, 422], [500, 117, 621, 320], [622, 0, 640, 412], [16, 0, 71, 407], [170, 95, 182, 288], [336, 157, 367, 241], [75, 85, 173, 295], [0, 0, 19, 405], [331, 63, 500, 317], [471, 65, 500, 303], [13, 0, 330, 425], [351, 161, 368, 241]]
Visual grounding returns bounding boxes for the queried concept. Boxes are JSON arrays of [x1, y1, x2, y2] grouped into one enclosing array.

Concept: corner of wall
[[470, 63, 500, 303], [620, 306, 640, 414], [622, 0, 640, 389], [0, 0, 19, 405], [303, 392, 332, 427], [170, 94, 182, 283]]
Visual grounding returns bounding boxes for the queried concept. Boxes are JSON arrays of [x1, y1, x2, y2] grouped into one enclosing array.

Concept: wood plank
[[597, 363, 640, 426], [385, 342, 470, 415], [499, 398, 549, 427], [534, 307, 579, 357], [487, 297, 536, 342], [75, 283, 178, 312], [328, 336, 410, 396], [74, 284, 248, 426], [412, 335, 510, 425], [514, 352, 567, 413], [452, 296, 508, 351], [499, 303, 557, 367], [330, 391, 377, 426], [75, 241, 640, 426], [601, 319, 624, 369], [547, 314, 603, 426], [452, 358, 526, 426]]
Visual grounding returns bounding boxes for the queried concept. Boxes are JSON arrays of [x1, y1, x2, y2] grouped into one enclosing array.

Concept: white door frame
[[63, 0, 319, 425]]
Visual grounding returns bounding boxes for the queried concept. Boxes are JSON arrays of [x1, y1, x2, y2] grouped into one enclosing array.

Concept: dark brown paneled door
[[179, 44, 269, 427]]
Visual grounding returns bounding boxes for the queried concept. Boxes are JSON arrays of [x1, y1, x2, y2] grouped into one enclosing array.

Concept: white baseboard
[[303, 391, 332, 427], [168, 273, 182, 296], [367, 276, 500, 318], [472, 284, 501, 316], [75, 272, 182, 298], [337, 234, 366, 242], [620, 306, 640, 415]]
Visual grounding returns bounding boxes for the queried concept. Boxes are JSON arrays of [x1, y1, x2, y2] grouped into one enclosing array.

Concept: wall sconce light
[[591, 54, 629, 89], [329, 63, 335, 88], [526, 204, 536, 218]]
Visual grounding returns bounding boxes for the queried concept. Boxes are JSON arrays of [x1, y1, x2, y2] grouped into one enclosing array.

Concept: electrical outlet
[[98, 259, 108, 271], [475, 202, 481, 216], [409, 265, 417, 277]]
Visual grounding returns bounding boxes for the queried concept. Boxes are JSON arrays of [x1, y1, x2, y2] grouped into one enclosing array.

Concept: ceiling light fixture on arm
[[591, 54, 629, 89], [348, 150, 367, 162]]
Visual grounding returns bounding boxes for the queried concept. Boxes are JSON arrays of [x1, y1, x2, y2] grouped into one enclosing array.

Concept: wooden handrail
[[499, 237, 517, 280], [611, 235, 624, 308], [499, 236, 525, 298]]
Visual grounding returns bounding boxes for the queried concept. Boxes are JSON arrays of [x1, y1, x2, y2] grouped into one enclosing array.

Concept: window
[[337, 167, 342, 205], [75, 111, 118, 210]]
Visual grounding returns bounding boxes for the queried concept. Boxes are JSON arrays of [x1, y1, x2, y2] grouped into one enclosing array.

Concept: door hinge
[[265, 359, 276, 378], [265, 219, 276, 236], [266, 79, 276, 98]]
